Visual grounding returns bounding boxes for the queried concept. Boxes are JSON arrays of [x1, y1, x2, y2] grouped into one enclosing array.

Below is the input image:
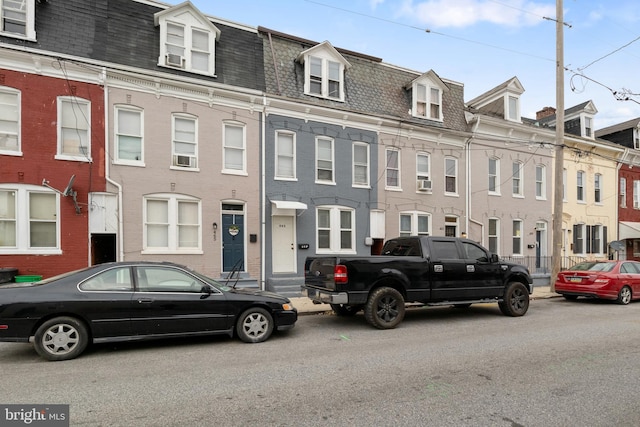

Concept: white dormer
[[406, 70, 448, 122], [154, 1, 221, 76], [0, 0, 36, 41], [296, 41, 351, 102], [467, 77, 524, 123]]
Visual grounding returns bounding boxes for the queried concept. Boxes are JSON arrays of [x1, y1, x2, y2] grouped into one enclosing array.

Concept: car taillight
[[334, 265, 348, 284], [594, 278, 610, 284]]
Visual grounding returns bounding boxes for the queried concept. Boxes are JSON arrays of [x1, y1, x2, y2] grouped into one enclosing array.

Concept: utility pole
[[550, 0, 565, 292]]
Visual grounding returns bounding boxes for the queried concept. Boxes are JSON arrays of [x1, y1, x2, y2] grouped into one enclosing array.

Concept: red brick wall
[[0, 69, 105, 278]]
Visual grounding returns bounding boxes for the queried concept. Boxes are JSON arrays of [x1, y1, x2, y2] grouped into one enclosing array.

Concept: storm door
[[222, 204, 245, 273]]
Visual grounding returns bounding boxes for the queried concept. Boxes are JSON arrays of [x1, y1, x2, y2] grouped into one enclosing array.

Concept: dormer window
[[408, 70, 447, 122], [297, 41, 350, 102], [584, 116, 593, 138], [1, 0, 35, 40], [155, 3, 220, 76], [508, 95, 520, 121]]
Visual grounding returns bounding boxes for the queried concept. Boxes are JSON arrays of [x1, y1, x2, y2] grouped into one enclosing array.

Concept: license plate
[[567, 277, 582, 283]]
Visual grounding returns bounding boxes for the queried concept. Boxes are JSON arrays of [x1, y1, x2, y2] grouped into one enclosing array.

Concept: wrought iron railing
[[499, 255, 588, 273]]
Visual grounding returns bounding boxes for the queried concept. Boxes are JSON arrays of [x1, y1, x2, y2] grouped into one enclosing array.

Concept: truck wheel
[[330, 304, 363, 316], [364, 287, 405, 329], [498, 282, 529, 317]]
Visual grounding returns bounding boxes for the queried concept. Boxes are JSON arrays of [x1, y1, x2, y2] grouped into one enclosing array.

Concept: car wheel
[[33, 317, 89, 361], [364, 287, 405, 329], [236, 307, 274, 343], [330, 304, 363, 316], [563, 295, 578, 301], [498, 282, 529, 317], [617, 286, 632, 305]]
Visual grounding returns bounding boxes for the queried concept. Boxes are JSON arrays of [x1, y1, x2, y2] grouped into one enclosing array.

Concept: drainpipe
[[617, 148, 629, 260], [260, 95, 267, 290], [466, 116, 481, 241], [102, 67, 124, 261]]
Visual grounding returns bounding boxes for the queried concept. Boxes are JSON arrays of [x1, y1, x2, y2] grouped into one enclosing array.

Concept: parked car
[[555, 260, 640, 305], [0, 262, 297, 361]]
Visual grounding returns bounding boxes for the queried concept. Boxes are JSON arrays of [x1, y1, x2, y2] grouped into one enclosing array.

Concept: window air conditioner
[[166, 53, 184, 68], [418, 179, 432, 191], [174, 155, 193, 167]]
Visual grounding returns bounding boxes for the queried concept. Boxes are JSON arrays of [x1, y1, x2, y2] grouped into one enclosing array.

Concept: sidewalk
[[290, 286, 561, 315]]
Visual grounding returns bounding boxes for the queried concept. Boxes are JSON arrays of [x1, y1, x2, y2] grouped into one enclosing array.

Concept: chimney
[[536, 107, 556, 120]]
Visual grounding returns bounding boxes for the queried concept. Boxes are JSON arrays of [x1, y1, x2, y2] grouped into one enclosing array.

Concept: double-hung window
[[416, 153, 430, 191], [223, 122, 246, 174], [594, 173, 602, 204], [171, 114, 197, 169], [536, 164, 546, 199], [400, 212, 430, 237], [316, 137, 334, 183], [488, 218, 499, 254], [445, 157, 457, 195], [316, 206, 355, 253], [512, 161, 523, 197], [0, 0, 35, 39], [488, 157, 499, 194], [620, 177, 627, 208], [306, 55, 345, 101], [275, 131, 296, 180], [512, 219, 523, 255], [386, 148, 400, 189], [0, 86, 19, 154], [352, 142, 369, 187], [0, 186, 59, 254], [633, 180, 640, 209], [115, 105, 144, 165], [57, 97, 91, 160], [144, 194, 201, 253], [415, 84, 442, 120], [577, 171, 585, 202], [573, 224, 585, 254]]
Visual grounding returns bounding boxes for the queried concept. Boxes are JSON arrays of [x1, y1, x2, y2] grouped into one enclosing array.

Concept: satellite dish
[[609, 240, 625, 251], [62, 175, 76, 197]]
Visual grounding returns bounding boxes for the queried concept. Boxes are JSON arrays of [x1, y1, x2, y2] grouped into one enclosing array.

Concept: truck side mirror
[[490, 253, 499, 263]]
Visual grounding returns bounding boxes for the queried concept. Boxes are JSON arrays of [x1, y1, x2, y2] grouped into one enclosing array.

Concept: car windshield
[[569, 262, 615, 272]]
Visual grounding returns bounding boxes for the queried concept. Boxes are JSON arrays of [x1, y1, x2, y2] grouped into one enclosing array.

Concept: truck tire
[[330, 304, 363, 316], [364, 287, 405, 329], [498, 282, 529, 317]]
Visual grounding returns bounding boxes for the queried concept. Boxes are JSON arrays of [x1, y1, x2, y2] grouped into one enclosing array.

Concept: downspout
[[267, 32, 282, 95], [103, 67, 124, 261], [617, 148, 629, 259], [260, 95, 267, 290], [466, 115, 482, 242]]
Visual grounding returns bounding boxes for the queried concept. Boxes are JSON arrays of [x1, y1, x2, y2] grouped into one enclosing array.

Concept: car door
[[428, 239, 469, 300], [459, 241, 504, 299], [130, 265, 234, 336]]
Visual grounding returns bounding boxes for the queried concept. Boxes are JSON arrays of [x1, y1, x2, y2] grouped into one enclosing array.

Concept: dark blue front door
[[222, 213, 244, 272]]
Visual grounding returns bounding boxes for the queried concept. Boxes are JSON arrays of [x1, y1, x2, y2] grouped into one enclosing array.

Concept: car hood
[[228, 288, 290, 301]]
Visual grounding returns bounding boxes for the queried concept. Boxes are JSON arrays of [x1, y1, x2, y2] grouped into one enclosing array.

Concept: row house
[[0, 0, 266, 283], [596, 117, 640, 260]]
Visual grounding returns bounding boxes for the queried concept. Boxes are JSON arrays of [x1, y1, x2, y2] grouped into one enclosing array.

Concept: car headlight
[[281, 303, 294, 311]]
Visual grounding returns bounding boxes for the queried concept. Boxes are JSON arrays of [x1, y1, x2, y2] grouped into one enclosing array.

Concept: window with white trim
[[57, 97, 91, 160], [171, 114, 197, 169], [304, 55, 345, 101], [399, 212, 430, 237], [488, 157, 499, 194], [588, 224, 605, 254], [414, 83, 442, 121], [512, 219, 523, 255], [573, 223, 585, 254], [535, 164, 546, 199], [577, 170, 585, 202], [488, 218, 499, 255], [633, 180, 640, 209], [315, 136, 334, 183], [512, 161, 523, 197], [563, 168, 567, 201], [386, 148, 400, 189], [594, 173, 602, 204], [316, 206, 355, 253], [416, 153, 430, 192], [115, 105, 144, 165], [507, 95, 520, 121], [0, 86, 20, 154], [620, 177, 627, 208], [445, 157, 458, 195], [584, 116, 593, 138], [275, 130, 296, 180], [223, 122, 246, 174], [144, 194, 201, 253], [0, 0, 35, 39], [0, 186, 59, 254], [352, 142, 369, 187]]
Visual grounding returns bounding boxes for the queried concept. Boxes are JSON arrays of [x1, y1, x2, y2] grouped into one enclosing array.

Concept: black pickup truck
[[303, 236, 533, 329]]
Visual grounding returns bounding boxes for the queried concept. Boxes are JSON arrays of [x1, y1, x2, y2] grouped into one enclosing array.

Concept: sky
[[166, 0, 640, 130]]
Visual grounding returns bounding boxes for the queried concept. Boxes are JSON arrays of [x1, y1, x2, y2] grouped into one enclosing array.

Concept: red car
[[555, 260, 640, 305]]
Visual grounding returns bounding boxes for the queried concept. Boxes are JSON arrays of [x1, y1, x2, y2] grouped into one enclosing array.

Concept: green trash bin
[[14, 275, 43, 283]]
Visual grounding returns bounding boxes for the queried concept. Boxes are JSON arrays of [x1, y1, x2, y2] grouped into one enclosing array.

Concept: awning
[[271, 200, 307, 210], [619, 221, 640, 240]]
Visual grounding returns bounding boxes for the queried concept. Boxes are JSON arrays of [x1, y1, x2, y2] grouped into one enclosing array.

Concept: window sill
[[170, 166, 200, 172], [221, 169, 248, 176], [114, 160, 145, 167], [444, 192, 459, 197], [385, 187, 402, 192], [0, 150, 23, 157], [0, 249, 62, 255], [275, 177, 298, 182], [315, 180, 336, 186], [512, 194, 525, 199], [55, 154, 92, 162], [488, 191, 501, 196], [141, 249, 204, 255]]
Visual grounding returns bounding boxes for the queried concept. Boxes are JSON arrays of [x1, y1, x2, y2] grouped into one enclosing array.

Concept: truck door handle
[[137, 298, 153, 304]]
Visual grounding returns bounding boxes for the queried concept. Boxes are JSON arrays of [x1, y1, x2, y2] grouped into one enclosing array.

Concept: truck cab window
[[462, 242, 489, 262]]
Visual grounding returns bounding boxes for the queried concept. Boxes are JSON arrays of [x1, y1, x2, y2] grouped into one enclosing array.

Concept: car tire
[[364, 287, 405, 329], [498, 282, 529, 317], [330, 304, 363, 316], [563, 295, 578, 301], [617, 286, 632, 305], [33, 316, 89, 361], [236, 307, 274, 343]]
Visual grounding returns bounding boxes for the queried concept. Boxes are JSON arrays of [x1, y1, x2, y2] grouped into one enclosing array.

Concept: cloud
[[397, 0, 556, 29], [370, 0, 385, 9]]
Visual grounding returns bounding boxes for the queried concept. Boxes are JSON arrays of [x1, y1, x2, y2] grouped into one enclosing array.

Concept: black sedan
[[0, 262, 297, 361]]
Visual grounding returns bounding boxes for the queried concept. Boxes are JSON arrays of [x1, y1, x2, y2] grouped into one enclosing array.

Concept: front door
[[272, 215, 296, 273], [536, 221, 548, 272], [222, 213, 244, 272]]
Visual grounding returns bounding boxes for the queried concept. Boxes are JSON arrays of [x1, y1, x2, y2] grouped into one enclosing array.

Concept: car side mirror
[[490, 253, 499, 263]]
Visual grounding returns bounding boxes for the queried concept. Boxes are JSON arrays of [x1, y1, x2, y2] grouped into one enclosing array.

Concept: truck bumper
[[304, 287, 349, 305]]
